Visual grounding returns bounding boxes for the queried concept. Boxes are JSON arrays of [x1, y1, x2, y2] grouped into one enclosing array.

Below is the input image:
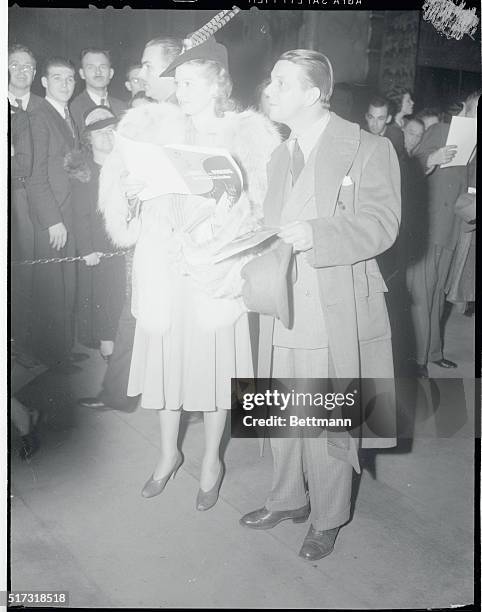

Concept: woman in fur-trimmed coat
[[99, 57, 280, 504]]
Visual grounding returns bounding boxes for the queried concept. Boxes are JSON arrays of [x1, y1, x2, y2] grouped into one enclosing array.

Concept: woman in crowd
[[389, 87, 415, 129], [100, 38, 280, 509], [65, 107, 125, 362]]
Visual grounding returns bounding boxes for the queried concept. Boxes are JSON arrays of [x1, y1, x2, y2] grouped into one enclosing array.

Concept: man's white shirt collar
[[45, 96, 68, 118], [290, 112, 331, 160], [86, 89, 109, 106], [8, 90, 31, 109]]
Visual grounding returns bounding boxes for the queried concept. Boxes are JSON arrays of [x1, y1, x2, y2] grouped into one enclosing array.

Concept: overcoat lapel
[[263, 144, 291, 226], [314, 114, 360, 218]]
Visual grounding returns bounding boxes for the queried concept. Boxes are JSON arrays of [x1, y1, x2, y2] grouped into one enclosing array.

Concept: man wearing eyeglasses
[[8, 44, 43, 366], [70, 48, 127, 131], [8, 44, 43, 113]]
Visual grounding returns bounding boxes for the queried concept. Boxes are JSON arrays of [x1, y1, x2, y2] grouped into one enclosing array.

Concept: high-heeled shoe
[[141, 452, 183, 499], [196, 463, 225, 511]]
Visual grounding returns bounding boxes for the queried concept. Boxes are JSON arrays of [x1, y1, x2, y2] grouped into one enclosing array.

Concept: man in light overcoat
[[240, 50, 401, 560]]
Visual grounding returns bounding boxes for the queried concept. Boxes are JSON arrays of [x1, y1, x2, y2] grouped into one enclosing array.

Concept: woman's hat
[[241, 240, 293, 328], [160, 37, 229, 78], [82, 105, 119, 133], [159, 7, 240, 78]]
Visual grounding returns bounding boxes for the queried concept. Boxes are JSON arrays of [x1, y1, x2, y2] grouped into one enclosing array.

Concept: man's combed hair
[[278, 49, 334, 106], [80, 48, 112, 64], [126, 63, 142, 79], [42, 57, 76, 78], [8, 43, 37, 68], [416, 107, 442, 121], [145, 37, 183, 63], [367, 95, 391, 113]]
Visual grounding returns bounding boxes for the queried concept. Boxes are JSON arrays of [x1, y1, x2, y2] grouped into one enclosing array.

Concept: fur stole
[[98, 102, 281, 247]]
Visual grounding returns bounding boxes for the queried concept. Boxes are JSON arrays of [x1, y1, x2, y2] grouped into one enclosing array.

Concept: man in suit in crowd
[[26, 57, 79, 370], [78, 37, 183, 411], [8, 44, 44, 364], [409, 92, 476, 376], [124, 63, 146, 101], [365, 94, 405, 160], [70, 48, 127, 131], [240, 50, 400, 560]]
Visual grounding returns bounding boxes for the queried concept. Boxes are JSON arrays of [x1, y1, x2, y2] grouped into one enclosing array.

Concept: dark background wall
[[9, 7, 480, 118], [8, 7, 305, 106]]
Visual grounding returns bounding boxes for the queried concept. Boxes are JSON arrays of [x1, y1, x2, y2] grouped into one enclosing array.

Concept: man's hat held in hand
[[159, 7, 240, 78], [241, 240, 293, 328]]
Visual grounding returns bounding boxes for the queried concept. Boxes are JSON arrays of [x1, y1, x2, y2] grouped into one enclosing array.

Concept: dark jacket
[[415, 122, 467, 250], [26, 98, 77, 230], [66, 152, 117, 256], [10, 104, 33, 183], [70, 90, 127, 133]]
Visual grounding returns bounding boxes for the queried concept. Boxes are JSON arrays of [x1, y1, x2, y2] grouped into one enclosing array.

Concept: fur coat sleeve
[[222, 110, 281, 220]]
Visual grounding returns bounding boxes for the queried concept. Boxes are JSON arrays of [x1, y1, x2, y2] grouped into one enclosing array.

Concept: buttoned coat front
[[258, 112, 401, 457]]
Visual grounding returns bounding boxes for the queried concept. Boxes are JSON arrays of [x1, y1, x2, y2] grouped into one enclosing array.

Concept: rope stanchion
[[11, 249, 132, 266]]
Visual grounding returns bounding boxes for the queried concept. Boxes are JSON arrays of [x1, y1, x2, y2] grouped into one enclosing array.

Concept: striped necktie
[[64, 105, 76, 138], [291, 138, 305, 185]]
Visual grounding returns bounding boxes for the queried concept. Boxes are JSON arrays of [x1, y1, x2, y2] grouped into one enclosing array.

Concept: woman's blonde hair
[[182, 59, 236, 116]]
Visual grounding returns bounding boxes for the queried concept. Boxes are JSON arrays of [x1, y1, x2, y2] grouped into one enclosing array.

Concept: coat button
[[338, 201, 345, 210]]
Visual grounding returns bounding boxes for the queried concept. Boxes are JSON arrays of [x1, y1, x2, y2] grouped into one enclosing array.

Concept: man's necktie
[[291, 138, 305, 185], [64, 105, 76, 138], [100, 97, 106, 107], [15, 98, 23, 110]]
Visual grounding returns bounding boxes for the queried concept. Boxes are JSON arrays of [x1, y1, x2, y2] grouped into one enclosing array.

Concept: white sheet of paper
[[440, 116, 477, 168], [115, 133, 192, 200]]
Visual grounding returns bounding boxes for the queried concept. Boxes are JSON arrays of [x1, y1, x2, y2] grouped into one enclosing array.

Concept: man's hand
[[427, 145, 458, 168], [120, 170, 146, 200], [83, 252, 101, 266], [278, 221, 313, 252], [48, 222, 67, 251]]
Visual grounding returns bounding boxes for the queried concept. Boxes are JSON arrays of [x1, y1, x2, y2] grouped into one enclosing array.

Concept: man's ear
[[79, 68, 86, 81], [125, 81, 132, 92], [305, 86, 321, 107], [41, 75, 47, 90], [109, 68, 114, 81], [386, 114, 392, 124]]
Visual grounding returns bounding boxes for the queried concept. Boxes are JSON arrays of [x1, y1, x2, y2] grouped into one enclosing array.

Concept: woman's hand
[[83, 252, 101, 266], [120, 171, 146, 200]]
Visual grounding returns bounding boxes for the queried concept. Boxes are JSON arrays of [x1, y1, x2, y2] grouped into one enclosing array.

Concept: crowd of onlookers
[[9, 44, 147, 458], [9, 40, 478, 460], [360, 88, 477, 377]]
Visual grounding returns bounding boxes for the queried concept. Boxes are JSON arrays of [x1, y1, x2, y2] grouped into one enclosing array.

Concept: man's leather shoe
[[299, 525, 340, 560], [432, 358, 458, 369], [239, 504, 310, 530], [78, 397, 109, 409]]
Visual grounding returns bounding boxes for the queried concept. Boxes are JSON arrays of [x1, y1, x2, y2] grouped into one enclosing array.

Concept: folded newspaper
[[116, 133, 243, 202]]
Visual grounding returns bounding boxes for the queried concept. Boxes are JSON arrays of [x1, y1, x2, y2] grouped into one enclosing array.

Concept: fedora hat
[[241, 240, 292, 328]]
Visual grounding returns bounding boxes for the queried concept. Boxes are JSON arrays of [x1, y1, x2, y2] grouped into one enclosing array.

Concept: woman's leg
[[153, 409, 182, 479], [201, 409, 227, 490]]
